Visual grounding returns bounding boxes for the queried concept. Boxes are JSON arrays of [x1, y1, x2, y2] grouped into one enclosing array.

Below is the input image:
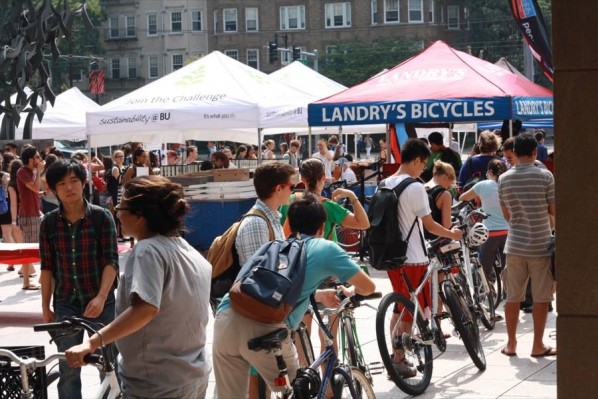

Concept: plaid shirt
[[235, 199, 285, 265], [40, 201, 119, 305]]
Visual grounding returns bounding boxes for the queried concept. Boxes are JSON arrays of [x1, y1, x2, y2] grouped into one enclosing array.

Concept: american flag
[[88, 70, 105, 94]]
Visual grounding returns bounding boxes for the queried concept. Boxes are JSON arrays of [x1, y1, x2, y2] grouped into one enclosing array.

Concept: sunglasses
[[114, 206, 134, 213], [280, 182, 297, 191]]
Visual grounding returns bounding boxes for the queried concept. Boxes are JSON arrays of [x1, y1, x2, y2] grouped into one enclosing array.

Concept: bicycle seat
[[247, 328, 289, 352]]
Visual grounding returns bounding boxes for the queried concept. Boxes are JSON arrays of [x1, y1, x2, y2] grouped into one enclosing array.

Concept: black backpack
[[366, 178, 420, 270], [229, 238, 311, 324]]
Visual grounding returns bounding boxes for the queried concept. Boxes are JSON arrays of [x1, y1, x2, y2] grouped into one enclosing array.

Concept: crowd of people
[[0, 127, 555, 398]]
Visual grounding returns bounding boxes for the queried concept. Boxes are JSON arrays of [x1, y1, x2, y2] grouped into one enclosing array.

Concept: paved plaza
[[0, 254, 556, 398]]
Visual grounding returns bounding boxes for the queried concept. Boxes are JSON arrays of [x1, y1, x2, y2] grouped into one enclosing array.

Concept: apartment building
[[207, 0, 470, 73], [98, 0, 469, 100], [100, 0, 209, 101]]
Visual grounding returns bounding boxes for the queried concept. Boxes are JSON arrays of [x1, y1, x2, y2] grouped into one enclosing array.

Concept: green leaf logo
[[175, 65, 206, 87]]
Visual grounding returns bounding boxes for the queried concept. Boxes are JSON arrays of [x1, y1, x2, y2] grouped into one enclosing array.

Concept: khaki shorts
[[503, 254, 555, 303]]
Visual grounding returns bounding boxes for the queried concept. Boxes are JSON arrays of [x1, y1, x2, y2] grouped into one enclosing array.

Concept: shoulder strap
[[393, 178, 427, 255], [428, 185, 446, 203], [244, 208, 275, 240]]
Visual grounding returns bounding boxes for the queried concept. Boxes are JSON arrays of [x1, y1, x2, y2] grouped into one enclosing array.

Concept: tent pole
[[87, 134, 93, 198], [308, 127, 312, 160], [509, 119, 513, 137], [257, 128, 263, 164]]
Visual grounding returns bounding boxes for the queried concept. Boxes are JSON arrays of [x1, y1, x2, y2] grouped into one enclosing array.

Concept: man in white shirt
[[337, 157, 357, 184], [384, 138, 462, 377], [311, 139, 334, 180]]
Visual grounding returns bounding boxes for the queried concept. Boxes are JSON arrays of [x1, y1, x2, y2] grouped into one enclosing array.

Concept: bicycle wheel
[[337, 367, 376, 399], [472, 261, 497, 330], [493, 251, 504, 308], [441, 281, 487, 371], [376, 292, 433, 396], [335, 225, 361, 252], [296, 322, 315, 367]]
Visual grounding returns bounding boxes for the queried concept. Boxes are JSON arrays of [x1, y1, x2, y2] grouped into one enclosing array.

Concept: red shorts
[[387, 264, 431, 321]]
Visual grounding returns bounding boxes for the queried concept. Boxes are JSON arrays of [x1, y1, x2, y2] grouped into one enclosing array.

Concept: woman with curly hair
[[66, 175, 212, 398]]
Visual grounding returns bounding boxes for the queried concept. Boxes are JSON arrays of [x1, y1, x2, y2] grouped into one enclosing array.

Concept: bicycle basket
[[0, 346, 48, 399]]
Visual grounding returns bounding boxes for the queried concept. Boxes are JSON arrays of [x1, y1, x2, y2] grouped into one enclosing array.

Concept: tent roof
[[15, 87, 99, 141], [494, 57, 528, 79], [86, 51, 314, 147], [309, 41, 553, 126], [270, 61, 347, 99]]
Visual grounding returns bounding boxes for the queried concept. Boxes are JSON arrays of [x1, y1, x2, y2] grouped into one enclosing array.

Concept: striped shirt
[[235, 199, 284, 265], [498, 163, 554, 257], [39, 202, 119, 305]]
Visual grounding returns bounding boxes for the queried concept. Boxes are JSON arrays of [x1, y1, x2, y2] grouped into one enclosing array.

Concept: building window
[[447, 5, 459, 29], [125, 16, 136, 37], [280, 6, 306, 30], [148, 56, 159, 78], [128, 57, 137, 79], [192, 10, 202, 32], [247, 49, 259, 69], [246, 7, 258, 31], [171, 11, 182, 33], [147, 14, 158, 36], [384, 0, 399, 23], [111, 59, 120, 79], [223, 8, 237, 32], [172, 54, 184, 71], [325, 3, 351, 28], [428, 0, 435, 23], [213, 10, 219, 32], [224, 50, 239, 60], [325, 45, 338, 54], [109, 16, 119, 38], [408, 0, 423, 23], [440, 5, 445, 23], [371, 0, 377, 24]]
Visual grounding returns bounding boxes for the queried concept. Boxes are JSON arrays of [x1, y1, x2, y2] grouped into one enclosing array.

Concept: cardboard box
[[213, 168, 250, 182]]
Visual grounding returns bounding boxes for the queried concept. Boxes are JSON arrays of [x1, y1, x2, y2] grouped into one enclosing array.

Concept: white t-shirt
[[342, 167, 357, 183], [383, 174, 430, 264], [312, 151, 334, 179]]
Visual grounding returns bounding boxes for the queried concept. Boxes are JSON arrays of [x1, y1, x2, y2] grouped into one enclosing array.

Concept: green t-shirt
[[279, 194, 350, 242]]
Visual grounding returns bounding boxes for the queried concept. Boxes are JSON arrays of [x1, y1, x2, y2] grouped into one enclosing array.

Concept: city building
[[99, 0, 209, 101], [97, 0, 469, 100]]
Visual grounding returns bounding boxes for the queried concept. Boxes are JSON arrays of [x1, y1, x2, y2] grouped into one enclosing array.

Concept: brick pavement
[[0, 258, 556, 398]]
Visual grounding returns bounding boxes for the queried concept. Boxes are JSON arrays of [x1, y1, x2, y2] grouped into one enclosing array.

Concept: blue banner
[[309, 98, 513, 126], [511, 96, 553, 119]]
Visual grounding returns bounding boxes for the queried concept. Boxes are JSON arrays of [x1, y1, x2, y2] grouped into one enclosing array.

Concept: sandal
[[22, 284, 40, 291], [7, 266, 15, 271]]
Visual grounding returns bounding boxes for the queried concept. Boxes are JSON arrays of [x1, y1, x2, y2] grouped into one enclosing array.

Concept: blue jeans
[[53, 297, 116, 399]]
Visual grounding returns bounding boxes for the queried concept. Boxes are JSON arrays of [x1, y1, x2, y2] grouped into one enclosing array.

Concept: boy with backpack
[[212, 195, 375, 398], [373, 138, 462, 378]]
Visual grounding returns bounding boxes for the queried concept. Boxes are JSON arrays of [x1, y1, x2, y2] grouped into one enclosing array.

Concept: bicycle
[[376, 238, 486, 396], [336, 289, 384, 382], [452, 201, 498, 330], [0, 316, 120, 398], [249, 294, 377, 399]]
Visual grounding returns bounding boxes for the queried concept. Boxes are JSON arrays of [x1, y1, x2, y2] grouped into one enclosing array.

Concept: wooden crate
[[213, 168, 250, 182]]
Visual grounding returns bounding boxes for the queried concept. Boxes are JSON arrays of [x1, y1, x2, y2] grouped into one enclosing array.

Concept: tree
[[0, 0, 96, 140], [319, 37, 424, 87], [465, 0, 552, 88]]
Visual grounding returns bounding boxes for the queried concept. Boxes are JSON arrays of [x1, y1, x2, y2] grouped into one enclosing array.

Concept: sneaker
[[392, 360, 417, 378]]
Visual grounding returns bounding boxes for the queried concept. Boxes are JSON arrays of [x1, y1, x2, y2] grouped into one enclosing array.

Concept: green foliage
[[465, 0, 552, 87], [319, 37, 424, 87], [49, 0, 106, 92]]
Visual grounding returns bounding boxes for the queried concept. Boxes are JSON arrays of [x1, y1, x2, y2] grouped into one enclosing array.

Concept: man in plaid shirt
[[39, 159, 119, 399]]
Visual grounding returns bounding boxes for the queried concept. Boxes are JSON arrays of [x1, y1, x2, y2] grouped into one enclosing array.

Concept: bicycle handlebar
[[33, 321, 74, 332], [0, 349, 102, 368]]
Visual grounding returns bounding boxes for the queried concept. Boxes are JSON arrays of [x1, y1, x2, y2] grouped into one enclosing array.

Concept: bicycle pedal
[[368, 361, 385, 374]]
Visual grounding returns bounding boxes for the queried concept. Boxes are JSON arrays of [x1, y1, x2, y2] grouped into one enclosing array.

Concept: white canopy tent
[[85, 51, 316, 147], [14, 87, 99, 141]]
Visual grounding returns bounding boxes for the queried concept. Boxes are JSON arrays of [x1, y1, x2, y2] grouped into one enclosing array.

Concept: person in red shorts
[[384, 139, 462, 377]]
